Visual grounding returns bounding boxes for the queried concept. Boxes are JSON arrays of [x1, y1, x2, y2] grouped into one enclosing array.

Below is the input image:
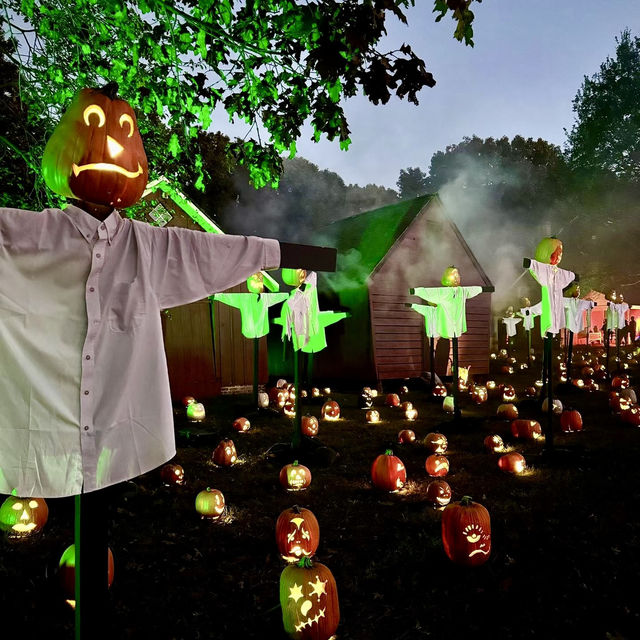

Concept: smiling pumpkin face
[[0, 495, 49, 538], [42, 85, 148, 208]]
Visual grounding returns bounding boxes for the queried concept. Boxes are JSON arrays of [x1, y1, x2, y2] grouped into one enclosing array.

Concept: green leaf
[[168, 133, 181, 157]]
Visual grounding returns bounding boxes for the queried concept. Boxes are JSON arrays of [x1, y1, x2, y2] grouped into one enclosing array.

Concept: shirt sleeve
[[557, 267, 576, 289], [413, 287, 448, 304], [463, 286, 482, 300], [146, 225, 280, 309], [528, 260, 549, 286], [0, 208, 52, 251]]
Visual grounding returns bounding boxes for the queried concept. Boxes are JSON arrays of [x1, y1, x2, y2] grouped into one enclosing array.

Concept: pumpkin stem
[[100, 82, 120, 99], [384, 448, 393, 456], [460, 495, 474, 506], [298, 556, 313, 569], [292, 460, 299, 466]]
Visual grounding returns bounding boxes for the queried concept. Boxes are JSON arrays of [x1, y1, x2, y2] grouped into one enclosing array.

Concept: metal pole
[[452, 337, 460, 421], [292, 347, 301, 449], [544, 334, 554, 452], [253, 337, 259, 408], [605, 328, 611, 379], [430, 337, 435, 391]]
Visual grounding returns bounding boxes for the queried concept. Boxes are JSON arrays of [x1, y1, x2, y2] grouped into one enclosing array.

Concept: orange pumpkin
[[442, 496, 491, 566], [426, 480, 452, 507], [425, 454, 450, 477], [275, 505, 320, 563], [560, 409, 583, 433], [279, 461, 312, 492], [441, 265, 461, 287], [42, 84, 148, 208], [534, 236, 563, 265], [0, 495, 49, 538], [212, 439, 237, 466], [371, 449, 407, 492]]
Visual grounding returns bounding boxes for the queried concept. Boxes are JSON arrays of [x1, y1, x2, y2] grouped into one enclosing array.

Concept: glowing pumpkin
[[497, 403, 519, 420], [442, 496, 491, 566], [275, 505, 320, 563], [560, 409, 583, 433], [542, 398, 563, 414], [365, 409, 380, 423], [371, 449, 407, 492], [182, 395, 196, 407], [301, 415, 319, 437], [186, 402, 206, 422], [246, 272, 264, 294], [432, 384, 447, 398], [59, 544, 115, 603], [0, 495, 49, 539], [425, 454, 450, 477], [510, 419, 543, 441], [280, 461, 312, 492], [534, 236, 563, 265], [232, 417, 251, 433], [42, 84, 148, 208], [282, 268, 307, 287], [483, 434, 505, 453], [321, 400, 340, 420], [397, 429, 416, 444], [441, 265, 461, 287], [160, 463, 185, 486], [498, 452, 526, 474], [195, 487, 226, 520], [212, 439, 237, 466], [426, 480, 452, 507], [280, 557, 339, 640], [470, 385, 488, 404], [424, 432, 448, 454], [385, 393, 400, 407]]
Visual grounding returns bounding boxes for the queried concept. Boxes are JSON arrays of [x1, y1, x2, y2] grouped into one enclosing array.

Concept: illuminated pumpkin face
[[42, 85, 148, 208], [269, 387, 288, 409], [371, 450, 407, 492], [524, 386, 537, 398], [611, 375, 630, 390], [311, 387, 321, 398], [160, 463, 185, 486], [275, 506, 320, 562], [483, 434, 505, 453], [424, 432, 448, 454], [501, 385, 516, 401], [441, 265, 461, 287], [282, 268, 307, 287], [365, 409, 380, 423], [486, 380, 497, 391], [246, 272, 264, 294], [0, 495, 49, 538], [301, 415, 319, 437], [397, 429, 416, 444], [280, 461, 312, 491], [510, 419, 543, 441], [280, 558, 340, 640], [284, 402, 297, 418], [470, 385, 488, 404], [212, 439, 237, 466], [425, 454, 450, 477], [560, 409, 583, 433], [321, 400, 340, 420], [385, 393, 401, 407], [498, 452, 526, 474], [404, 406, 418, 420], [442, 496, 491, 567], [432, 384, 447, 398], [497, 403, 518, 421], [195, 487, 225, 520], [358, 390, 373, 409], [426, 480, 452, 507], [542, 398, 563, 414], [187, 402, 206, 422], [534, 237, 563, 265], [233, 417, 251, 433], [442, 396, 455, 414], [257, 392, 270, 408]]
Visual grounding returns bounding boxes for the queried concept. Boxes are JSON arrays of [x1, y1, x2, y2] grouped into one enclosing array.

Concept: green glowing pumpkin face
[[441, 265, 461, 287], [246, 272, 264, 294], [534, 237, 563, 265], [42, 86, 148, 208], [0, 495, 49, 538]]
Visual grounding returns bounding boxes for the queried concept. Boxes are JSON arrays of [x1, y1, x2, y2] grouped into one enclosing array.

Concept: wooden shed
[[313, 195, 493, 385], [138, 178, 278, 401]]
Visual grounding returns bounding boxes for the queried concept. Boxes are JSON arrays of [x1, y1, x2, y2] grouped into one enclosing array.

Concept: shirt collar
[[62, 205, 122, 244]]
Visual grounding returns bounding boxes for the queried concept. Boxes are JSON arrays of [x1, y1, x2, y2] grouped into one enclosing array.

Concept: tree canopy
[[1, 0, 482, 203], [566, 29, 640, 182]]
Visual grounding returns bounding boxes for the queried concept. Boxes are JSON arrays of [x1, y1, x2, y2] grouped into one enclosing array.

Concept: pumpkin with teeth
[[276, 505, 320, 563], [42, 84, 148, 208]]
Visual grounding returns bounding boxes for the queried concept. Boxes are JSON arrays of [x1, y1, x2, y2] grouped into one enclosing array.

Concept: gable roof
[[322, 194, 434, 276], [142, 177, 279, 291], [321, 194, 492, 286]]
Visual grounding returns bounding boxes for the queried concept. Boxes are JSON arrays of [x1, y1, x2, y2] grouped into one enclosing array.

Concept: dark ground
[[2, 345, 640, 640]]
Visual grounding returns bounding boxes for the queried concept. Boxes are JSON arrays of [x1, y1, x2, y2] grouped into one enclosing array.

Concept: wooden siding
[[369, 200, 492, 380]]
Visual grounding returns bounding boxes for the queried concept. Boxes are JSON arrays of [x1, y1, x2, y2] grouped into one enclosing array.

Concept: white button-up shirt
[[528, 260, 575, 336], [0, 205, 280, 498], [412, 286, 482, 339]]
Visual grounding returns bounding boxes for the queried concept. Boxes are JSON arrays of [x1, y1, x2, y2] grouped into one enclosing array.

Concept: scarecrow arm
[[523, 258, 579, 280], [279, 241, 337, 272]]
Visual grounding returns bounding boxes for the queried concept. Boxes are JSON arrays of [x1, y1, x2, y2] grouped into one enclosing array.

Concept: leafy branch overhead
[[1, 0, 480, 190]]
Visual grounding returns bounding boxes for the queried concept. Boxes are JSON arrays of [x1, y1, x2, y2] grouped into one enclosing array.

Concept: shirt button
[[85, 355, 91, 360], [100, 224, 106, 230], [84, 390, 90, 395], [95, 253, 101, 258], [84, 426, 90, 431], [89, 287, 95, 292]]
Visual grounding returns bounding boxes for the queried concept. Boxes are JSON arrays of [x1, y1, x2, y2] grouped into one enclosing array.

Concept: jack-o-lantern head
[[426, 480, 452, 507], [425, 454, 450, 477], [301, 415, 320, 437], [424, 432, 448, 454], [371, 449, 406, 492], [282, 268, 307, 288], [232, 417, 251, 433], [195, 487, 226, 520], [246, 272, 264, 294], [498, 452, 526, 474], [42, 84, 148, 208], [534, 236, 563, 265], [483, 434, 505, 453], [280, 461, 312, 492], [397, 429, 416, 444], [160, 463, 185, 486], [0, 495, 49, 539], [321, 400, 340, 421], [441, 496, 491, 566], [275, 506, 320, 563], [432, 384, 447, 398], [441, 265, 461, 287], [510, 419, 543, 441], [280, 557, 340, 640], [365, 409, 380, 423], [187, 402, 206, 422]]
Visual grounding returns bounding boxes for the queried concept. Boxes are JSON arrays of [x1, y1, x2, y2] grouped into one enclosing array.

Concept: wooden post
[[429, 337, 435, 391], [253, 337, 260, 408], [616, 327, 621, 372], [605, 328, 611, 379], [544, 334, 554, 451], [292, 345, 302, 449], [566, 330, 574, 383], [452, 337, 461, 421]]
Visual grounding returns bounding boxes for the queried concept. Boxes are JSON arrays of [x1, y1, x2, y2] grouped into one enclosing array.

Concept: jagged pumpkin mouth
[[72, 162, 144, 178]]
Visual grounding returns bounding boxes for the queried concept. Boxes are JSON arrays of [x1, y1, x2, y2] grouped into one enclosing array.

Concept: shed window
[[148, 203, 173, 227]]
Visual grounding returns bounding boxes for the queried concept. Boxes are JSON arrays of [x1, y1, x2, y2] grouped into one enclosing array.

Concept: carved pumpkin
[[358, 390, 373, 409], [542, 397, 563, 414], [425, 454, 450, 477], [611, 375, 630, 390], [182, 395, 196, 407], [257, 391, 270, 408], [404, 406, 418, 420], [498, 452, 526, 474], [385, 393, 400, 407], [534, 236, 563, 265], [321, 400, 340, 420], [501, 385, 517, 401], [497, 403, 519, 420], [0, 495, 49, 538], [442, 496, 491, 566], [442, 396, 455, 414], [42, 84, 148, 208], [212, 439, 237, 466], [280, 557, 339, 640], [160, 463, 185, 486], [301, 415, 319, 437], [441, 265, 461, 287], [432, 384, 447, 398], [397, 429, 416, 444], [246, 272, 264, 294], [371, 449, 407, 492], [365, 409, 380, 423], [233, 417, 251, 433], [560, 409, 583, 433], [195, 487, 226, 520], [483, 434, 505, 453], [186, 402, 206, 422], [59, 544, 115, 602], [510, 419, 543, 441], [276, 505, 320, 563], [280, 461, 312, 492], [270, 387, 288, 409], [470, 385, 488, 404], [426, 480, 452, 507], [282, 268, 307, 288], [424, 432, 448, 454]]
